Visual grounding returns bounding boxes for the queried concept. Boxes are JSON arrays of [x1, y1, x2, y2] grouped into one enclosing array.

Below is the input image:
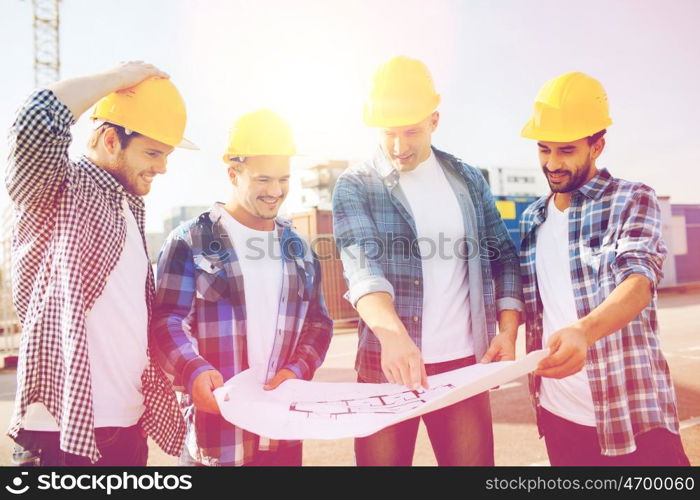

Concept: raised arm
[[6, 61, 168, 209]]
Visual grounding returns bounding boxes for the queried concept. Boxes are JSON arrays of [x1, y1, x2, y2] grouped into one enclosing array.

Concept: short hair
[[87, 123, 141, 150], [226, 157, 246, 173], [587, 129, 607, 145]]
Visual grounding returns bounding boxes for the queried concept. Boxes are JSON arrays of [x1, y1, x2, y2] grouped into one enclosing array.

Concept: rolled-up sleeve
[[6, 89, 73, 210], [332, 174, 394, 308], [611, 186, 667, 291]]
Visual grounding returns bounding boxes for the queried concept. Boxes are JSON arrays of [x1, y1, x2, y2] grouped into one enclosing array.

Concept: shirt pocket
[[193, 253, 229, 302], [580, 235, 616, 286]]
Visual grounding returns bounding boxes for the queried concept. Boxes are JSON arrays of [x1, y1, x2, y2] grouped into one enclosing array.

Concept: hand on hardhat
[[109, 60, 170, 94]]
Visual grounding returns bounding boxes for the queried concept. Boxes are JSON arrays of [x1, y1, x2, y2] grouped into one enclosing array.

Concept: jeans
[[540, 407, 690, 466], [13, 424, 148, 466], [179, 443, 302, 466], [354, 355, 495, 466]]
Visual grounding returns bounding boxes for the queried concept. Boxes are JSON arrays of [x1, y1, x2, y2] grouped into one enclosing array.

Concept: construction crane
[[32, 0, 60, 87]]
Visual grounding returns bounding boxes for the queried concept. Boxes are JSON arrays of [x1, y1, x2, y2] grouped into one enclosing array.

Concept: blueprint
[[214, 349, 548, 440]]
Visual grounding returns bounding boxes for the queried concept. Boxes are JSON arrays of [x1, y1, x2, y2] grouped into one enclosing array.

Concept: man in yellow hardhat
[[332, 56, 523, 466], [519, 72, 689, 465], [152, 110, 332, 466], [6, 62, 195, 465]]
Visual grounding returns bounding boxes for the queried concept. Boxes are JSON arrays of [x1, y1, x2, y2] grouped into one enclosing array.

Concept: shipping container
[[494, 195, 539, 249], [290, 209, 358, 323]]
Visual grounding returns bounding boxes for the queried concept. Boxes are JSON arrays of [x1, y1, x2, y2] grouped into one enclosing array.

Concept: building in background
[[146, 231, 168, 265], [147, 205, 209, 264], [483, 166, 549, 197], [298, 160, 349, 210], [662, 202, 700, 287], [163, 205, 209, 235]]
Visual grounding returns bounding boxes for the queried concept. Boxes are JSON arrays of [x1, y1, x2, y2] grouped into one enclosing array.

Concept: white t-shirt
[[535, 196, 596, 426], [397, 151, 473, 363], [218, 205, 283, 381], [24, 198, 149, 430]]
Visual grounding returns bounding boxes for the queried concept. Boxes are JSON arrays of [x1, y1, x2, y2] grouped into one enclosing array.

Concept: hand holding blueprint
[[213, 349, 548, 440]]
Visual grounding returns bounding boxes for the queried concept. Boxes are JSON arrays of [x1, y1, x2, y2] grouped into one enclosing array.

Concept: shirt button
[[412, 316, 418, 322], [414, 280, 420, 286]]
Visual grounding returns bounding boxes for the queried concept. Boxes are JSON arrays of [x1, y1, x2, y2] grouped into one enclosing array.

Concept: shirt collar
[[77, 155, 144, 208], [372, 146, 438, 188], [575, 168, 613, 201], [527, 168, 613, 229]]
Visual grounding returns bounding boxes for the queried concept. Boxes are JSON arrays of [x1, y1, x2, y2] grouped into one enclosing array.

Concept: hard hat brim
[[520, 118, 612, 143], [177, 137, 199, 150]]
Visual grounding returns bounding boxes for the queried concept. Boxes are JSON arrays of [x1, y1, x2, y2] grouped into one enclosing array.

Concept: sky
[[1, 0, 699, 232]]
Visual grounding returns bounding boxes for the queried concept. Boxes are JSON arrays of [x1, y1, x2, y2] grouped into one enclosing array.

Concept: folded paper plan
[[214, 349, 549, 440]]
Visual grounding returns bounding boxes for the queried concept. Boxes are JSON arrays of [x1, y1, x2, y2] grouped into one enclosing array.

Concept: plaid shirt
[[152, 204, 332, 466], [520, 168, 681, 456], [5, 90, 186, 462], [332, 147, 523, 383]]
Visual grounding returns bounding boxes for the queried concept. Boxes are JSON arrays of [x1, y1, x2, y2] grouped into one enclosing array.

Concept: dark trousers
[[180, 443, 302, 466], [355, 355, 495, 466], [14, 424, 148, 466], [540, 407, 690, 466]]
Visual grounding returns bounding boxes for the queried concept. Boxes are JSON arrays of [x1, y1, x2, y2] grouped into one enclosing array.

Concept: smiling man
[[519, 71, 689, 465], [332, 56, 523, 466], [152, 110, 332, 466], [6, 62, 194, 465]]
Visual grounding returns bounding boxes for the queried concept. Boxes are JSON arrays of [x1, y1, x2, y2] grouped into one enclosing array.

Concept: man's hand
[[379, 331, 428, 390], [535, 324, 589, 378], [192, 369, 224, 414], [481, 331, 516, 363], [483, 309, 519, 363], [107, 60, 170, 92], [263, 368, 297, 391], [355, 293, 428, 389]]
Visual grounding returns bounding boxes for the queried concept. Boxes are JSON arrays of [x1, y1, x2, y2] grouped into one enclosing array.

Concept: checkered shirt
[[332, 147, 523, 383], [5, 89, 186, 462], [520, 168, 681, 456], [152, 205, 333, 465]]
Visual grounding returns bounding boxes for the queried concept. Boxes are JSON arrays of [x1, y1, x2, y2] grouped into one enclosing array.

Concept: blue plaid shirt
[[332, 147, 523, 383], [520, 168, 681, 456], [152, 204, 332, 465]]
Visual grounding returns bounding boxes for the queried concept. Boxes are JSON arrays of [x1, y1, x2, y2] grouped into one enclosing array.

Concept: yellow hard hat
[[363, 56, 441, 128], [521, 71, 612, 142], [90, 77, 197, 149], [223, 109, 296, 162]]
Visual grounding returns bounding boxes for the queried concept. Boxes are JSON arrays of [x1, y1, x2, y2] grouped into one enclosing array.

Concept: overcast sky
[[2, 0, 698, 231]]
